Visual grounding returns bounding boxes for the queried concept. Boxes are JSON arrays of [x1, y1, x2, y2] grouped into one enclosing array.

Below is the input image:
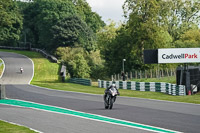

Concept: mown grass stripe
[[0, 99, 180, 133]]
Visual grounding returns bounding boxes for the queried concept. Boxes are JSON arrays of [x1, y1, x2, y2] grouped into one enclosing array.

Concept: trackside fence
[[0, 46, 58, 63], [98, 80, 186, 96], [68, 78, 91, 86]]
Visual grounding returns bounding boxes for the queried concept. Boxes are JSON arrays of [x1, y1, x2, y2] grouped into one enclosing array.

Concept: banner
[[158, 48, 200, 63]]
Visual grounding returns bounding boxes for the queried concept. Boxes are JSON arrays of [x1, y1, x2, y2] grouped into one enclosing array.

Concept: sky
[[86, 0, 126, 24]]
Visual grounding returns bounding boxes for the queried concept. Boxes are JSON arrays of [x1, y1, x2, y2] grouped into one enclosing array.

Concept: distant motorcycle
[[20, 67, 23, 74], [104, 86, 118, 109]]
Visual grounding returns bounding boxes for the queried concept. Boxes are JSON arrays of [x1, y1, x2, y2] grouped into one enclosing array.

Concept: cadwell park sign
[[158, 48, 200, 63], [143, 48, 200, 64], [143, 48, 200, 95]]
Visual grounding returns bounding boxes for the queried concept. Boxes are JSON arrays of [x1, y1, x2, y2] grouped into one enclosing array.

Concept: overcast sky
[[86, 0, 126, 24]]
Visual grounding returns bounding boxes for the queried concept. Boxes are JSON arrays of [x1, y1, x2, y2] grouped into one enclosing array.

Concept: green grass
[[0, 120, 36, 133], [0, 49, 200, 105], [0, 59, 3, 77], [131, 76, 176, 84]]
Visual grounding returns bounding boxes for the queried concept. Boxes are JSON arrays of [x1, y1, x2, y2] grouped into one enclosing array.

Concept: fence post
[[126, 72, 128, 80], [114, 74, 117, 81], [130, 72, 132, 80], [166, 68, 169, 77], [145, 70, 147, 78], [140, 70, 142, 79], [135, 71, 137, 79], [174, 68, 176, 77]]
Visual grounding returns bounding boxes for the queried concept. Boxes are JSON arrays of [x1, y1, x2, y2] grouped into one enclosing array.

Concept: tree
[[51, 15, 96, 51], [0, 0, 23, 45], [73, 0, 105, 33], [104, 26, 133, 74], [22, 0, 77, 51], [160, 0, 200, 43], [69, 53, 91, 78], [85, 50, 105, 79], [56, 47, 91, 78], [175, 28, 200, 48], [97, 20, 119, 56], [122, 0, 172, 69]]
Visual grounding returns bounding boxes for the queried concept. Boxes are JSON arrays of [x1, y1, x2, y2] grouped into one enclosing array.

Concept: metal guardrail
[[68, 78, 91, 86], [98, 80, 186, 96], [0, 46, 58, 63], [31, 48, 58, 63]]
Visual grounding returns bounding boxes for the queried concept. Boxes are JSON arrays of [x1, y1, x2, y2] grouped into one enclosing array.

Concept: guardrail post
[[0, 84, 6, 99]]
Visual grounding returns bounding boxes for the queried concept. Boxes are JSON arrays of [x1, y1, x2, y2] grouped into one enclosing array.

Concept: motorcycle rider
[[104, 83, 120, 103], [20, 67, 23, 73]]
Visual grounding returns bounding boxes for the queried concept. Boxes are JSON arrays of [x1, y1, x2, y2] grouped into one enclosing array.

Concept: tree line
[[98, 0, 200, 76], [1, 0, 200, 80]]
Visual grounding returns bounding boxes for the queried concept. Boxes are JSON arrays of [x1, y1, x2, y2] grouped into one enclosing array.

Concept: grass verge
[[0, 120, 36, 133], [0, 49, 200, 104], [131, 76, 176, 84]]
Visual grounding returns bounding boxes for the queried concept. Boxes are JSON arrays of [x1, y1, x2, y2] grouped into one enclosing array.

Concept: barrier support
[[0, 84, 6, 99]]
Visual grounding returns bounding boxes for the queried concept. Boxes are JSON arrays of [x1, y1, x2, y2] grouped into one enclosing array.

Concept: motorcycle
[[20, 67, 23, 74], [104, 87, 118, 109]]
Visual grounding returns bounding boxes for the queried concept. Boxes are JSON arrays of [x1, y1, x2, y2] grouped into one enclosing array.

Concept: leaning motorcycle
[[104, 87, 118, 109]]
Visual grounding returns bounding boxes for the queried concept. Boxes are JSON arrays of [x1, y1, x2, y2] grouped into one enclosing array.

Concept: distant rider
[[20, 67, 23, 73]]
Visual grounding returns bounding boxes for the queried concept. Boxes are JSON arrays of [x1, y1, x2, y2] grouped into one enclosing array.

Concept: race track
[[0, 52, 33, 84], [0, 51, 200, 133]]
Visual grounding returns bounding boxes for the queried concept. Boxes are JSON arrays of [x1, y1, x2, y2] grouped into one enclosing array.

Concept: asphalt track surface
[[0, 52, 33, 84], [0, 51, 200, 133]]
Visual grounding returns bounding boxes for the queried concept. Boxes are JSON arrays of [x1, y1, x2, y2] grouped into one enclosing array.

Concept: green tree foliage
[[116, 0, 172, 71], [85, 50, 105, 79], [97, 21, 119, 56], [51, 16, 96, 51], [56, 47, 90, 78], [56, 47, 105, 79], [175, 28, 200, 48], [69, 53, 91, 78], [22, 0, 77, 50], [97, 21, 127, 75], [103, 26, 133, 74], [21, 0, 105, 52], [0, 0, 23, 45], [73, 0, 105, 33], [160, 0, 200, 42]]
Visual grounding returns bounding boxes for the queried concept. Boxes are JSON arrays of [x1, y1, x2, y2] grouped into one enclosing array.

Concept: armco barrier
[[0, 46, 58, 63], [31, 48, 58, 63], [68, 78, 91, 86], [98, 80, 186, 96]]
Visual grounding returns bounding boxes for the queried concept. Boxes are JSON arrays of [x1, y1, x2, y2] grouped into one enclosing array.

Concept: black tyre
[[109, 97, 113, 109], [104, 101, 109, 109], [105, 104, 109, 109], [104, 94, 109, 109]]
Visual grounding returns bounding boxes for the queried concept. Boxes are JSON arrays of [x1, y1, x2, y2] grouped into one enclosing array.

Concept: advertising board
[[158, 48, 200, 63]]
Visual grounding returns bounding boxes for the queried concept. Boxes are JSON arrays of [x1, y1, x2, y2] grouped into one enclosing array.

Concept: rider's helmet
[[112, 84, 116, 87]]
